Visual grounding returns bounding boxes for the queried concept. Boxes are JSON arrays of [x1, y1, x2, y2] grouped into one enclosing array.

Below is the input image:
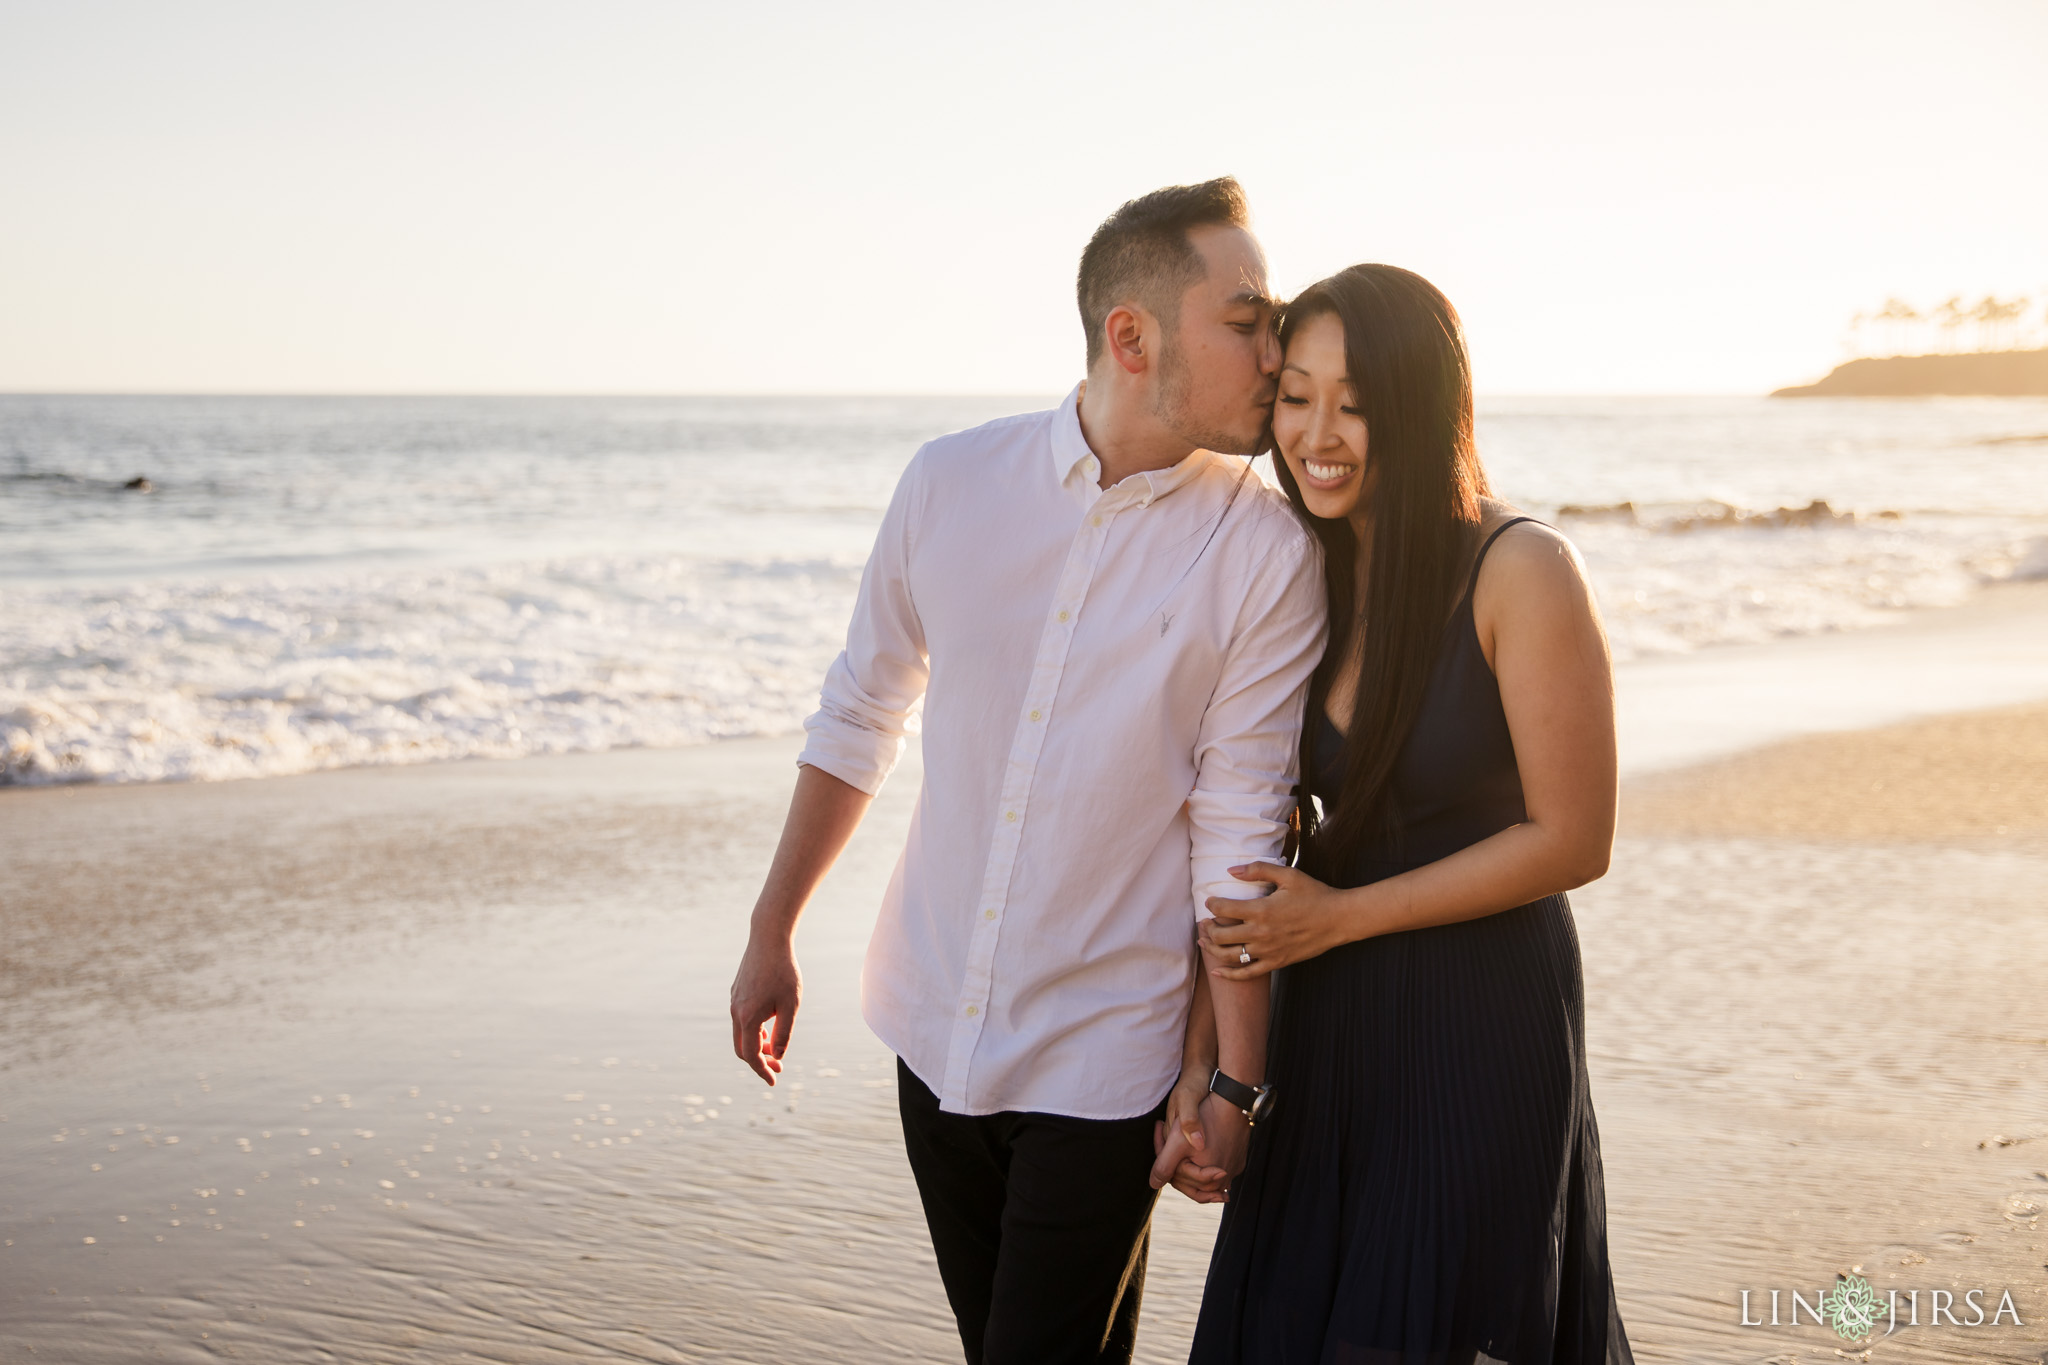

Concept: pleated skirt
[[1189, 894, 1633, 1365]]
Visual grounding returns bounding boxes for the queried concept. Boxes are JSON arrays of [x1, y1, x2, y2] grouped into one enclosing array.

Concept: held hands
[[1150, 1071, 1251, 1203], [1200, 862, 1354, 979], [729, 936, 801, 1085]]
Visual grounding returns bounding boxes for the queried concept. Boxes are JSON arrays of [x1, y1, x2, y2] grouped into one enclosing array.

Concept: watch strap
[[1208, 1067, 1260, 1115]]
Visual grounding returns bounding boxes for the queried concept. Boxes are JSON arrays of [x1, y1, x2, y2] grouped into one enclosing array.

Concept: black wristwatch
[[1208, 1068, 1275, 1125]]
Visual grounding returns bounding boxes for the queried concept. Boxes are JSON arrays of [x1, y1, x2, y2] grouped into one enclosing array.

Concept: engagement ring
[[1238, 947, 1252, 966]]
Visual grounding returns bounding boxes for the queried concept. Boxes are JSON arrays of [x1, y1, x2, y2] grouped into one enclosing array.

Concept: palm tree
[[1965, 296, 2032, 352], [1997, 296, 2030, 351], [1970, 296, 1997, 352], [1875, 297, 1921, 356], [1933, 296, 1966, 354]]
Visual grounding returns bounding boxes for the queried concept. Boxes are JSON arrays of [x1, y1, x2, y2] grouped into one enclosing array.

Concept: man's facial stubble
[[1150, 325, 1267, 458]]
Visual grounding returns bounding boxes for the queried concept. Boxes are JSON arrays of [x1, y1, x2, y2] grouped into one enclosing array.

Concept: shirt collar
[[1050, 383, 1098, 487], [1051, 382, 1216, 507], [1135, 447, 1215, 506]]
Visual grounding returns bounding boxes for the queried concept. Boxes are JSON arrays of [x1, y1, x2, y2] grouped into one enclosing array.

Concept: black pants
[[897, 1058, 1167, 1365]]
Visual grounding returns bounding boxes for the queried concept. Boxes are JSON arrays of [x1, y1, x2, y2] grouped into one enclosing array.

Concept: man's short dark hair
[[1077, 177, 1250, 369]]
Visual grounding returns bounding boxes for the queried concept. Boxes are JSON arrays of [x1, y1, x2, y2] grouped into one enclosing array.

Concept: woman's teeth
[[1304, 460, 1352, 482]]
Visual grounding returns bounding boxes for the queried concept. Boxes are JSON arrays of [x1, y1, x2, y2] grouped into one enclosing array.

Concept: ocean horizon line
[[0, 387, 1788, 402]]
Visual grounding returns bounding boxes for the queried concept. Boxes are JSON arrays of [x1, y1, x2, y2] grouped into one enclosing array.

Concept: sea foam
[[1564, 506, 2045, 658], [5, 514, 2042, 785], [1, 555, 859, 785]]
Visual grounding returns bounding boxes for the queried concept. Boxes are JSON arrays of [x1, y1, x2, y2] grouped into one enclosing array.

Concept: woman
[[1185, 265, 1633, 1364]]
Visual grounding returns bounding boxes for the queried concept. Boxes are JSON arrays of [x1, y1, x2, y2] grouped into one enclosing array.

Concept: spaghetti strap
[[1463, 515, 1543, 601]]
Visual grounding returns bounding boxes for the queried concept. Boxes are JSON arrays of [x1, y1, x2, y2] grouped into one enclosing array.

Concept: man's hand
[[730, 936, 802, 1085], [1151, 1072, 1259, 1204], [728, 764, 870, 1086], [1193, 1091, 1251, 1191]]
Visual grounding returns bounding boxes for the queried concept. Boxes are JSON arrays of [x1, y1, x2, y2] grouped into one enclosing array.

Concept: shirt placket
[[937, 482, 1133, 1109]]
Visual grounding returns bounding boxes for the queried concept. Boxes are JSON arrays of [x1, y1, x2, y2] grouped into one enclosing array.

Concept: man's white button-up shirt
[[798, 386, 1326, 1119]]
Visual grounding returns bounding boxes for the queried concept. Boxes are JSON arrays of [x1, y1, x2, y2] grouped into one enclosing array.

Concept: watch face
[[1249, 1087, 1276, 1125]]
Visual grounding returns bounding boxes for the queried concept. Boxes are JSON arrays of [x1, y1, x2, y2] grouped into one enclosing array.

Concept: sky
[[1, 0, 2044, 395]]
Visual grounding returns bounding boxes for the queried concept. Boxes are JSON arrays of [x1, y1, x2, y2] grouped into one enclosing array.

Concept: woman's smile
[[1299, 458, 1358, 487]]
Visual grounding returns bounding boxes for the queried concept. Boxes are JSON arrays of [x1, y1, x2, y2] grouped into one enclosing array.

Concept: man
[[728, 177, 1324, 1363]]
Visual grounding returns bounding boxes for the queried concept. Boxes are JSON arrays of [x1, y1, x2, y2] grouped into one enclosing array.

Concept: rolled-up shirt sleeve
[[798, 450, 931, 796], [1189, 528, 1326, 921]]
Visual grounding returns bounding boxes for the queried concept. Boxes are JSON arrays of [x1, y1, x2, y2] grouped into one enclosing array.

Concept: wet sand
[[1612, 578, 2048, 775], [1593, 710, 2048, 1361], [1625, 697, 2048, 847], [5, 606, 2048, 1361], [1, 740, 985, 1363]]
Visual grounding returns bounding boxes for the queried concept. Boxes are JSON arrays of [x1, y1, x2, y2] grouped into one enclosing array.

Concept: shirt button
[[1005, 810, 1017, 822], [965, 1005, 979, 1018], [1057, 610, 1070, 623], [984, 909, 997, 921], [1090, 516, 1102, 528], [1028, 709, 1041, 721]]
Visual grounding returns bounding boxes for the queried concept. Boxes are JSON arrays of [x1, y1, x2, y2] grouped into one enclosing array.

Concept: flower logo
[[1818, 1272, 1884, 1342]]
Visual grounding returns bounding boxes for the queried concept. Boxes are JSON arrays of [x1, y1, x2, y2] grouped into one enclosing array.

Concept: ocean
[[4, 393, 2047, 785]]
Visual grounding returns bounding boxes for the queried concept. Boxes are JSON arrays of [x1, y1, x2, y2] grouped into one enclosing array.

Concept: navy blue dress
[[1189, 519, 1632, 1365]]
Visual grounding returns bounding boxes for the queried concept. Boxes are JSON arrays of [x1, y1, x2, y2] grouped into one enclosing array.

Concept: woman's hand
[[1200, 862, 1361, 980]]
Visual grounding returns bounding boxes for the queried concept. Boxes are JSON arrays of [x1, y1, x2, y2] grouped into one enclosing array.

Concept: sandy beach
[[5, 593, 2048, 1363], [1625, 696, 2048, 847]]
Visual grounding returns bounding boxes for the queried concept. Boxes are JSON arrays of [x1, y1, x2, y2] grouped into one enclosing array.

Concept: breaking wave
[[1556, 504, 2048, 658], [1, 556, 860, 785]]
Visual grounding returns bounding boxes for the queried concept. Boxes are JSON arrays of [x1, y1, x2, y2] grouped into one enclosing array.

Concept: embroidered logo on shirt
[[1160, 612, 1175, 637]]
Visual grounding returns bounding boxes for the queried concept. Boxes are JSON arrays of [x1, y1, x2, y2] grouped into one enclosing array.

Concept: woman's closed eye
[[1279, 400, 1363, 421]]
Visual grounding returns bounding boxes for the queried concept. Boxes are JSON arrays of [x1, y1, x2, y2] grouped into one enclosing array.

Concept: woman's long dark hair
[[1271, 264, 1491, 875]]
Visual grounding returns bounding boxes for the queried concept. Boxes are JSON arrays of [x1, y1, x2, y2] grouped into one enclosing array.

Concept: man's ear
[[1103, 303, 1152, 377]]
